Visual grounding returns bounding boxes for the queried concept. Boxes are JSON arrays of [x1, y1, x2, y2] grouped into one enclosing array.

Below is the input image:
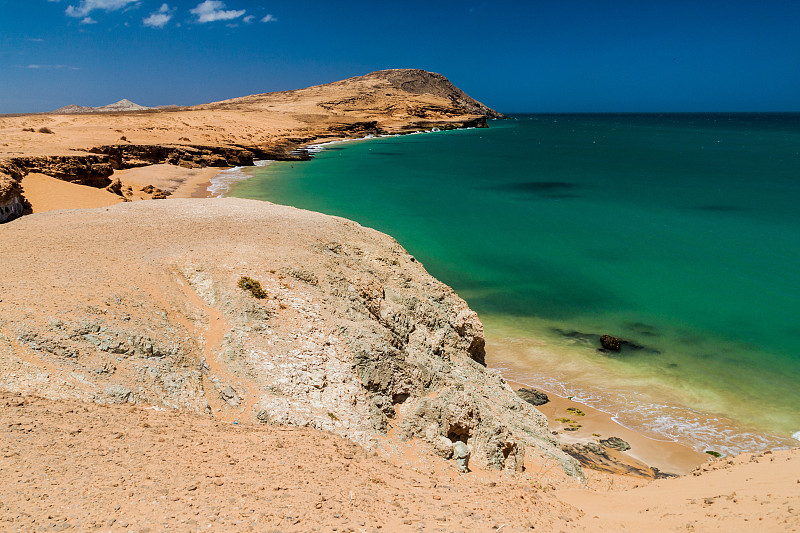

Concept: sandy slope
[[2, 390, 796, 532]]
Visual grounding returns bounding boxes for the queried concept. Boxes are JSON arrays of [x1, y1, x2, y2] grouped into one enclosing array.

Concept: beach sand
[[20, 164, 222, 213], [21, 173, 121, 213], [112, 164, 223, 199]]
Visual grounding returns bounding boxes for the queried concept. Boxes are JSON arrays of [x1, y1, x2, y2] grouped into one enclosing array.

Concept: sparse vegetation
[[327, 412, 339, 421], [566, 407, 585, 416], [237, 276, 268, 299], [705, 450, 722, 458], [37, 127, 54, 134]]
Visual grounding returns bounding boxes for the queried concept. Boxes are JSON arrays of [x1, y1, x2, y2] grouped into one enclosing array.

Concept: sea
[[220, 113, 800, 455]]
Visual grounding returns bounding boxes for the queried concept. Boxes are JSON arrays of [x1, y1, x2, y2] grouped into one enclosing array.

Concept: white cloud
[[65, 0, 139, 18], [25, 64, 80, 70], [242, 15, 254, 24], [143, 3, 173, 28], [81, 16, 98, 24], [190, 1, 245, 23], [261, 14, 276, 23]]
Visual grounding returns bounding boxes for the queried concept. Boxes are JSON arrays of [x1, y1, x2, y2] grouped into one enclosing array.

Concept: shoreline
[[15, 153, 718, 478], [2, 67, 793, 480], [203, 127, 796, 471], [485, 326, 799, 457]]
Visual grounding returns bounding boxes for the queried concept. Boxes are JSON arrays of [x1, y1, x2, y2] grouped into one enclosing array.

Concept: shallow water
[[227, 114, 800, 453]]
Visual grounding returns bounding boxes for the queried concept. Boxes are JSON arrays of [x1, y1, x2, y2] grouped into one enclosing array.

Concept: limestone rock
[[0, 198, 580, 478]]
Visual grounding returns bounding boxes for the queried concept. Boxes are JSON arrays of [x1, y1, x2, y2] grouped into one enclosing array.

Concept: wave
[[493, 361, 796, 456]]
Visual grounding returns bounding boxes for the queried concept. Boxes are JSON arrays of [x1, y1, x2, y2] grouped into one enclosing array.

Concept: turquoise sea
[[224, 114, 800, 454]]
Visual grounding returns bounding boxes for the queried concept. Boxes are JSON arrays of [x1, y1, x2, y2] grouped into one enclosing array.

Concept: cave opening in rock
[[502, 442, 515, 461], [392, 393, 409, 405], [447, 425, 470, 444]]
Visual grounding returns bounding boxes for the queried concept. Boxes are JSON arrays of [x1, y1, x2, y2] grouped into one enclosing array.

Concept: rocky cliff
[[0, 198, 579, 477], [0, 162, 25, 223]]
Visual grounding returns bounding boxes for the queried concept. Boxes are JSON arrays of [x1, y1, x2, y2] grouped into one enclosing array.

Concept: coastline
[[217, 123, 800, 464], [13, 148, 717, 479], [2, 68, 794, 482]]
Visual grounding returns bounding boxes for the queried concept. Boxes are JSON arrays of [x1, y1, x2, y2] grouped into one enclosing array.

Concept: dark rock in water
[[598, 334, 661, 355], [599, 334, 621, 352], [600, 436, 631, 451], [516, 388, 549, 406]]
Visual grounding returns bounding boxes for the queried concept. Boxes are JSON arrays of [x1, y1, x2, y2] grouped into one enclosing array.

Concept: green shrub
[[237, 276, 267, 299], [705, 450, 722, 458]]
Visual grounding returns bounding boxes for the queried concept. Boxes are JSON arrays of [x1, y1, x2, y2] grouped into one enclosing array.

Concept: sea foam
[[208, 161, 272, 197]]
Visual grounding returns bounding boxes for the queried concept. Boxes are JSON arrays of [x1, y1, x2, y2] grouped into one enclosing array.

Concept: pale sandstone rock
[[0, 198, 579, 477]]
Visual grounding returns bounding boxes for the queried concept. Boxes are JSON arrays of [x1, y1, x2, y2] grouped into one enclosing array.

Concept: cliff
[[0, 198, 578, 477]]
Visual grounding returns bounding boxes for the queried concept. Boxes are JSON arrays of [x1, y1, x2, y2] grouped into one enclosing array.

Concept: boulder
[[516, 388, 550, 406], [599, 334, 622, 352], [600, 436, 631, 451]]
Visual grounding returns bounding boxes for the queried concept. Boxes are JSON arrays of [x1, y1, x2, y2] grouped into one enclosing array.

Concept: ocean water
[[226, 114, 800, 454]]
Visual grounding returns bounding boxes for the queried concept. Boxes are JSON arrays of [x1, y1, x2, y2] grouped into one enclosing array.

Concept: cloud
[[81, 16, 98, 24], [143, 3, 173, 28], [242, 15, 254, 24], [261, 14, 276, 23], [190, 1, 245, 23], [25, 64, 81, 70], [65, 0, 139, 18]]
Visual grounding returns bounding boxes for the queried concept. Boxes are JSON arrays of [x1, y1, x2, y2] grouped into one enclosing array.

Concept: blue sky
[[1, 0, 799, 113]]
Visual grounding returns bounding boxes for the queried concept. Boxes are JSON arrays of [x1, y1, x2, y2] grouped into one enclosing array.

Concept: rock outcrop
[[8, 155, 113, 187], [0, 162, 26, 223], [516, 388, 550, 406], [0, 198, 579, 478]]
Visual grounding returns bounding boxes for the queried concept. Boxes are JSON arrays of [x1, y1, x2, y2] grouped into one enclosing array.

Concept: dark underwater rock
[[600, 334, 622, 352]]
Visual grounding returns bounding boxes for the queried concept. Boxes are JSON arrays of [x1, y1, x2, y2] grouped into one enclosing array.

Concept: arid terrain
[[0, 70, 798, 531]]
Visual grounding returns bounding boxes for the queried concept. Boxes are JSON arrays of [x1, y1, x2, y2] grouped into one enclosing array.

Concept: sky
[[1, 0, 799, 113]]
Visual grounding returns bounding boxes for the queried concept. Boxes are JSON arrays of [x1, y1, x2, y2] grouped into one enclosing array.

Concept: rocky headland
[[0, 69, 499, 222]]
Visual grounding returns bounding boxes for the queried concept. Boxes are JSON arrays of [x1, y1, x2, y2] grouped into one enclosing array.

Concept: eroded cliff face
[[0, 163, 26, 223], [0, 199, 579, 477]]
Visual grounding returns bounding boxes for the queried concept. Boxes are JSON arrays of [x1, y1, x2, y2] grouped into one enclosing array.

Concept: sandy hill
[[0, 69, 502, 222], [52, 99, 151, 114]]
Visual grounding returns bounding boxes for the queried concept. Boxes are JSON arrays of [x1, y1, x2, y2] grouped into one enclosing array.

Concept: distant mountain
[[52, 99, 151, 114]]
